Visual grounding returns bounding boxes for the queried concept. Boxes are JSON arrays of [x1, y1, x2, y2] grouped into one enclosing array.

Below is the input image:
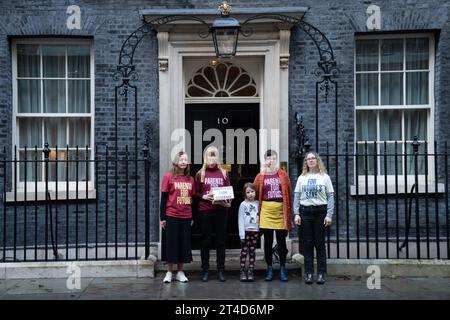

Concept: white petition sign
[[211, 186, 235, 201]]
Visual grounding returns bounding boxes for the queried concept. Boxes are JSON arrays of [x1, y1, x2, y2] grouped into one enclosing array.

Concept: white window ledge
[[350, 183, 445, 196], [5, 190, 97, 202]]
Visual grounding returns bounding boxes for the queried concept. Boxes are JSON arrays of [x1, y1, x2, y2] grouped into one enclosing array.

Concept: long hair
[[170, 151, 190, 178], [242, 182, 256, 200], [196, 146, 227, 183], [301, 151, 327, 175]]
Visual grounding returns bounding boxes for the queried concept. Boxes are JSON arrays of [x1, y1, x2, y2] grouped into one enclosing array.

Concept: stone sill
[[5, 190, 97, 202], [350, 183, 445, 196]]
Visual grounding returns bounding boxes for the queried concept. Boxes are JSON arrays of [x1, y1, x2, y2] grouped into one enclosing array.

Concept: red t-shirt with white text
[[161, 172, 196, 219], [263, 172, 283, 201], [195, 166, 230, 213]]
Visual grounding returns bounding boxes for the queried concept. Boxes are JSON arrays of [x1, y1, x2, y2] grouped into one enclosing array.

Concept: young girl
[[160, 151, 195, 283], [238, 183, 260, 282]]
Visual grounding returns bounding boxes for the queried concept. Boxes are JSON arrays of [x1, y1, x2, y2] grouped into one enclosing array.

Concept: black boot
[[305, 273, 313, 285], [218, 270, 226, 282], [316, 273, 326, 285]]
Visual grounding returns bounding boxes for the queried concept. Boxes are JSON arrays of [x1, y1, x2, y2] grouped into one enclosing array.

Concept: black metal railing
[[1, 144, 152, 262], [312, 138, 449, 260], [1, 139, 449, 262]]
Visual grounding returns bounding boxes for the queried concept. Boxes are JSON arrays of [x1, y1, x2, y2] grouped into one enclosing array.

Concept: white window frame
[[352, 33, 442, 194], [11, 38, 95, 198]]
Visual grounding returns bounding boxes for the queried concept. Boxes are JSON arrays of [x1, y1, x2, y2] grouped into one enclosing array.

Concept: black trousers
[[198, 211, 228, 271], [262, 229, 288, 266], [298, 205, 328, 274]]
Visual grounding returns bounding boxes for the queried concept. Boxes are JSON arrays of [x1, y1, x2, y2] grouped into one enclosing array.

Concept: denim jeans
[[298, 205, 327, 274]]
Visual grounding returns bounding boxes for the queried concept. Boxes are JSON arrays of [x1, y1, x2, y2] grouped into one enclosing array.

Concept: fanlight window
[[186, 62, 258, 97]]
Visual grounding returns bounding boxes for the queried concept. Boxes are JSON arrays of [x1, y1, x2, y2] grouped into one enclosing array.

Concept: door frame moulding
[[158, 35, 292, 183]]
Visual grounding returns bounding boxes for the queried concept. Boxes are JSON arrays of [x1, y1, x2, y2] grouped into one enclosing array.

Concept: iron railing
[[0, 139, 449, 262], [312, 138, 449, 260], [1, 144, 152, 262]]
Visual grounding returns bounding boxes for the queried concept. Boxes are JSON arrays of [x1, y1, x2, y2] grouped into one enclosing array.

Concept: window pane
[[357, 143, 375, 175], [69, 118, 90, 147], [379, 109, 402, 141], [406, 38, 429, 70], [406, 144, 426, 175], [18, 80, 41, 113], [19, 150, 42, 182], [68, 45, 90, 78], [17, 44, 40, 77], [381, 73, 403, 105], [43, 80, 66, 113], [381, 39, 403, 71], [404, 109, 427, 141], [356, 110, 377, 141], [406, 72, 428, 104], [68, 80, 90, 113], [380, 142, 403, 175], [356, 74, 378, 106], [18, 118, 42, 148], [42, 45, 65, 78], [356, 40, 378, 71], [44, 118, 67, 147], [68, 150, 90, 181], [48, 150, 68, 182]]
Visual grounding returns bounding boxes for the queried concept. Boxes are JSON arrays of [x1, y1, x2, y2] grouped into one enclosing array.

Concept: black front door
[[185, 103, 260, 249]]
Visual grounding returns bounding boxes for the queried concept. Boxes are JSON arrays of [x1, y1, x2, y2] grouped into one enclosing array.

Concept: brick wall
[[0, 0, 449, 255]]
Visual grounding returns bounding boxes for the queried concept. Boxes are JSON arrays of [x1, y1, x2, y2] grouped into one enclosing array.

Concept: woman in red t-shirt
[[195, 146, 231, 282], [160, 151, 196, 283]]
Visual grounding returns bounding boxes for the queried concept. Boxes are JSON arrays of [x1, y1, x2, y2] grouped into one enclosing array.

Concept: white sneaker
[[163, 271, 172, 283], [176, 271, 189, 283]]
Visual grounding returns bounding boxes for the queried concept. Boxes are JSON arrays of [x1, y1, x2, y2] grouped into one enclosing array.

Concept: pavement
[[0, 268, 449, 300]]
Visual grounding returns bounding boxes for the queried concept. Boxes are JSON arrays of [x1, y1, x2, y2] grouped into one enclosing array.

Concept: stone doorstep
[[157, 256, 450, 278], [0, 256, 157, 280]]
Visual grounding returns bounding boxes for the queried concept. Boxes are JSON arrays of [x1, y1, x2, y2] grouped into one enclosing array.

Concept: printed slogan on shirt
[[175, 182, 192, 205]]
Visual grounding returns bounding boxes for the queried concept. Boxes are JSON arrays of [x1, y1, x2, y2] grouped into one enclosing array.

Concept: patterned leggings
[[240, 231, 259, 270]]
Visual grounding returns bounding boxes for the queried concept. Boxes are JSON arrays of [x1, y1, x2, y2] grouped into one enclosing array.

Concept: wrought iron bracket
[[115, 12, 339, 86]]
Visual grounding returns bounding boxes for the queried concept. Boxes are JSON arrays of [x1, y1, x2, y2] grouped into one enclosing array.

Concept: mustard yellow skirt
[[259, 201, 284, 230]]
